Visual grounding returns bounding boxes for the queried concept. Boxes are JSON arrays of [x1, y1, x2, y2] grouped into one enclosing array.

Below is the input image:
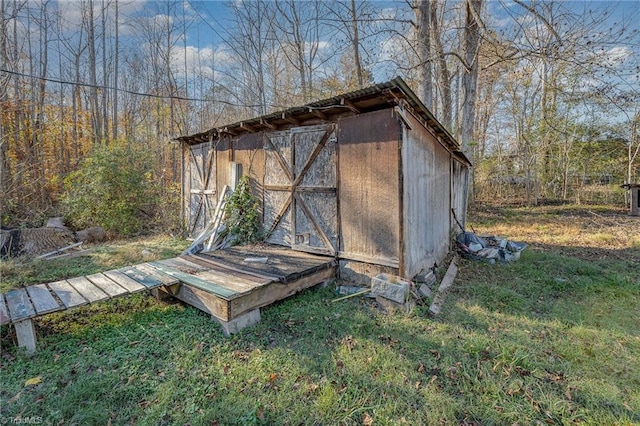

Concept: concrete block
[[371, 273, 410, 304], [375, 295, 415, 315], [418, 284, 433, 299], [214, 309, 261, 337]]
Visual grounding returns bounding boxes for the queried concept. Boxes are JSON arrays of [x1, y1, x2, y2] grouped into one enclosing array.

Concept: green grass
[[0, 235, 188, 292], [1, 207, 639, 425]]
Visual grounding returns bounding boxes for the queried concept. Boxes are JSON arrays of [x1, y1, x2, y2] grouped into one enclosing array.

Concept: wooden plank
[[103, 270, 146, 293], [134, 263, 180, 285], [188, 254, 283, 282], [229, 265, 336, 320], [37, 242, 83, 259], [67, 276, 109, 303], [173, 283, 230, 322], [429, 260, 458, 316], [192, 269, 266, 295], [86, 273, 129, 297], [119, 267, 164, 289], [183, 255, 267, 284], [148, 262, 238, 299], [15, 319, 37, 354], [159, 257, 209, 273], [26, 284, 62, 315], [48, 280, 88, 309], [337, 251, 400, 268], [5, 288, 36, 322], [0, 294, 10, 325], [193, 246, 334, 282]]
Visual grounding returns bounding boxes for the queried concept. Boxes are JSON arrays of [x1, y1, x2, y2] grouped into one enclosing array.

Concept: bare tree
[[414, 0, 433, 110], [273, 0, 326, 103]]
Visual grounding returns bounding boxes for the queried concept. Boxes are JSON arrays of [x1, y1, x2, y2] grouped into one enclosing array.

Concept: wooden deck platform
[[0, 245, 336, 353]]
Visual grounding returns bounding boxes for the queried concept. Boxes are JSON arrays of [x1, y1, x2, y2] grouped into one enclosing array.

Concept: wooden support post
[[15, 319, 37, 355]]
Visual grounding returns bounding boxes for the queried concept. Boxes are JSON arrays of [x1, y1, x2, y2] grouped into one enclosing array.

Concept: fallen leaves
[[24, 376, 42, 386]]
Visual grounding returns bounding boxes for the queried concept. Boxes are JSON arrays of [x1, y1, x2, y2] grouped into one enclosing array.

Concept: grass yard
[[1, 205, 638, 425]]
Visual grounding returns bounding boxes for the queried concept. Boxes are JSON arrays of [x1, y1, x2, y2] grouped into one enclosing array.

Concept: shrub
[[222, 175, 262, 245], [62, 142, 155, 237]]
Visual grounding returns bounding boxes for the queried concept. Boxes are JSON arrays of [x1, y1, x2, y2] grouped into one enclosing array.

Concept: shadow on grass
[[1, 235, 638, 424]]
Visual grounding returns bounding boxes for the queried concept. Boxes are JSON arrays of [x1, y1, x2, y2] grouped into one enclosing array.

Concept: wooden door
[[263, 125, 338, 255], [186, 143, 216, 239]]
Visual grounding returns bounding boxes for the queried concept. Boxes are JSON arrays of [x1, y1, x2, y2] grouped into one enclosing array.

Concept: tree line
[[1, 0, 639, 230]]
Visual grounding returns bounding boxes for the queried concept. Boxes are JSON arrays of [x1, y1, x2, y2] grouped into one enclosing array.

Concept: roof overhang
[[176, 77, 471, 166]]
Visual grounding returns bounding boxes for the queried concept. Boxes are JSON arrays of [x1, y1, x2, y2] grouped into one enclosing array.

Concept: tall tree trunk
[[415, 0, 433, 110], [349, 0, 363, 88], [101, 0, 109, 144], [430, 0, 452, 129], [112, 0, 119, 141], [88, 0, 101, 144], [459, 0, 482, 156], [0, 0, 10, 201]]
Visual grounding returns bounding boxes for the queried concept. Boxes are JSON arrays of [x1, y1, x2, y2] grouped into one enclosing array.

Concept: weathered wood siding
[[452, 159, 469, 232], [232, 133, 265, 193], [337, 110, 401, 266], [184, 134, 265, 240], [216, 133, 265, 212], [184, 142, 217, 238], [262, 126, 338, 255], [402, 111, 452, 278], [264, 130, 294, 247]]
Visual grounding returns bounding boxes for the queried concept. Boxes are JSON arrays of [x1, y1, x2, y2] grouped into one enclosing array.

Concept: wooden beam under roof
[[281, 112, 299, 125], [240, 122, 256, 133], [260, 119, 276, 130], [340, 97, 360, 113], [309, 107, 327, 120]]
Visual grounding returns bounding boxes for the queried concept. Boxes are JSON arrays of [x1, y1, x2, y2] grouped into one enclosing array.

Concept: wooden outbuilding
[[177, 77, 471, 283]]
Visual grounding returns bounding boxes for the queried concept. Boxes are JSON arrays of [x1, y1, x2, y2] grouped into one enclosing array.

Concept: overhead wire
[[0, 68, 261, 108]]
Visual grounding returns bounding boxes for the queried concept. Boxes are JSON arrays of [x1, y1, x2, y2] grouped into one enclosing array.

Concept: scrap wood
[[183, 185, 231, 255], [331, 288, 371, 302], [43, 248, 94, 260], [428, 259, 458, 316], [37, 242, 84, 259], [205, 185, 232, 252]]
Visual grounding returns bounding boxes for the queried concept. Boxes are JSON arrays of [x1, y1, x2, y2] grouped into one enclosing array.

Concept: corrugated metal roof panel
[[176, 77, 470, 166]]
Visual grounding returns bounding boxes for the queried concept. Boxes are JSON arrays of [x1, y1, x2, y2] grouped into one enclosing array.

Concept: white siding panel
[[402, 113, 452, 278]]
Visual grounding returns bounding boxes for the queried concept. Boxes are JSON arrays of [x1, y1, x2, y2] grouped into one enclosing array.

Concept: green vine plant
[[221, 175, 263, 246]]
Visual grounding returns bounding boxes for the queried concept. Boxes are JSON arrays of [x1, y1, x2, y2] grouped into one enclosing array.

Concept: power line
[[0, 68, 255, 108]]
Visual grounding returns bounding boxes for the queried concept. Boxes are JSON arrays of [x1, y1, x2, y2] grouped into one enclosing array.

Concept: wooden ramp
[[1, 245, 336, 353]]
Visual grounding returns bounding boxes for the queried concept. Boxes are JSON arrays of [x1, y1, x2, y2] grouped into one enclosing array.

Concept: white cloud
[[170, 45, 233, 78], [601, 46, 633, 67], [56, 0, 147, 34]]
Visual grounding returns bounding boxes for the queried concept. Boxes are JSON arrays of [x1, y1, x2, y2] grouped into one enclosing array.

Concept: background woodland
[[1, 0, 639, 234]]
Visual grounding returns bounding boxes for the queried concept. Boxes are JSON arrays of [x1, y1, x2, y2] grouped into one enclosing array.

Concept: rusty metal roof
[[176, 77, 470, 165]]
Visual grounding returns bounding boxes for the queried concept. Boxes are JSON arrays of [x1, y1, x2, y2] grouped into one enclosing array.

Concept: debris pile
[[333, 260, 459, 317], [0, 217, 104, 259], [456, 232, 527, 263]]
